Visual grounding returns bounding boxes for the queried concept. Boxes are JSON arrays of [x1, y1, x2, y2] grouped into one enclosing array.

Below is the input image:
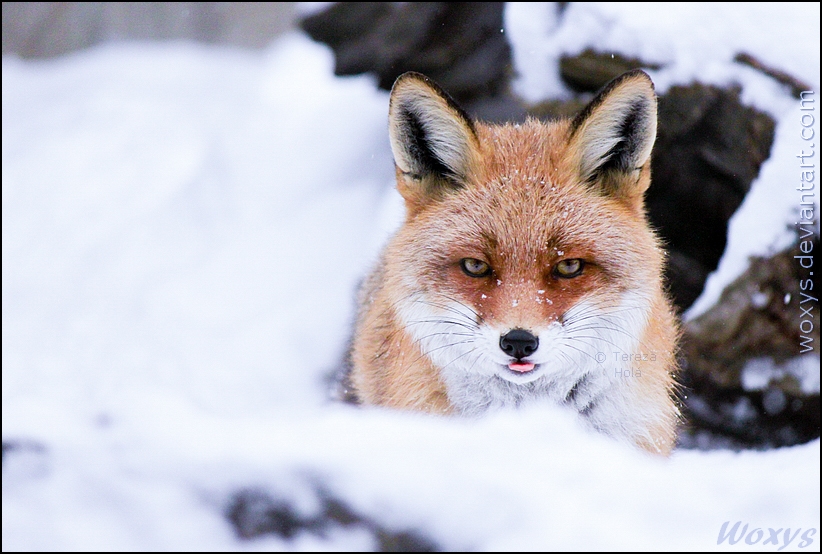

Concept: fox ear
[[388, 72, 479, 205], [567, 69, 657, 198]]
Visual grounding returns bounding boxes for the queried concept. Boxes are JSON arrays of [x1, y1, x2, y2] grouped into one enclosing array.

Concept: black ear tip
[[395, 71, 427, 81], [388, 72, 477, 140], [609, 68, 655, 92], [570, 69, 656, 137], [622, 68, 652, 79], [391, 71, 431, 90]]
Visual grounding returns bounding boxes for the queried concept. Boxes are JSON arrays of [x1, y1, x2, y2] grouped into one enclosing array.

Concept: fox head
[[383, 70, 669, 414]]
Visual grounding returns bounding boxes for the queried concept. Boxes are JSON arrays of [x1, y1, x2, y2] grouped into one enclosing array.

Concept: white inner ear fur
[[574, 81, 657, 183], [389, 86, 476, 179]]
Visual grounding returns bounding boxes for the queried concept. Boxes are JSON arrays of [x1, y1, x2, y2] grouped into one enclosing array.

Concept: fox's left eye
[[554, 258, 585, 278], [460, 258, 492, 278]]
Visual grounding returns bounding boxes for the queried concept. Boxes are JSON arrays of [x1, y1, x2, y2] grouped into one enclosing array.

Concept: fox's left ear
[[388, 72, 480, 210], [567, 69, 657, 200]]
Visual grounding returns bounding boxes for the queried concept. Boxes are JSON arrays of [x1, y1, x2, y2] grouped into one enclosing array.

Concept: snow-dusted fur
[[350, 71, 680, 455]]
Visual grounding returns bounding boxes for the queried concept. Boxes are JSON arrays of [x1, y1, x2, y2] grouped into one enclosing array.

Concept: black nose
[[499, 329, 539, 359]]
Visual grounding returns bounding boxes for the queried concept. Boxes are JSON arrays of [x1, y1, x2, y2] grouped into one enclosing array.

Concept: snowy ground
[[3, 3, 820, 551]]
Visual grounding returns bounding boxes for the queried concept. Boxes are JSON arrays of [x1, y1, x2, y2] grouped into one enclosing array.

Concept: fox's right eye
[[460, 258, 492, 278], [554, 258, 585, 278]]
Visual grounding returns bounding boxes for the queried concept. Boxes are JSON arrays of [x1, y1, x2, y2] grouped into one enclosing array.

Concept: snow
[[3, 4, 820, 551], [506, 3, 820, 102], [742, 355, 821, 395]]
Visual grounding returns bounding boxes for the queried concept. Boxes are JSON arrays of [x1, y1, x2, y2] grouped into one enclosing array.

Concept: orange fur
[[350, 71, 680, 455]]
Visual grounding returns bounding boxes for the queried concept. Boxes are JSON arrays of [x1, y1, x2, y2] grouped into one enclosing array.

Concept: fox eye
[[460, 258, 492, 278], [554, 259, 584, 278]]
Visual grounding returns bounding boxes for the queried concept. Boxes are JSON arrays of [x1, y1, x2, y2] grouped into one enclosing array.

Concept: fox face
[[392, 175, 660, 412], [351, 70, 679, 454]]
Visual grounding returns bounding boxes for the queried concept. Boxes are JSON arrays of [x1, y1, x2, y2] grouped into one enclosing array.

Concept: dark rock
[[527, 97, 588, 120], [301, 2, 518, 122], [678, 234, 821, 448], [301, 2, 509, 102], [375, 529, 439, 553], [2, 438, 46, 464], [2, 438, 49, 482], [649, 83, 776, 311], [559, 48, 663, 93], [226, 486, 441, 551], [734, 52, 813, 99], [226, 488, 305, 540]]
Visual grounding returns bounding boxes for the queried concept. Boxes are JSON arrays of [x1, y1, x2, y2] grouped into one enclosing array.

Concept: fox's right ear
[[388, 72, 480, 208], [567, 69, 657, 201]]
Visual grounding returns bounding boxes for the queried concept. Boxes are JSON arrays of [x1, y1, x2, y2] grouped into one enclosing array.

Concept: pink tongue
[[508, 362, 535, 372]]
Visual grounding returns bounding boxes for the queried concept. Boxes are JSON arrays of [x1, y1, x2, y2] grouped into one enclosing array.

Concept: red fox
[[348, 70, 680, 455]]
